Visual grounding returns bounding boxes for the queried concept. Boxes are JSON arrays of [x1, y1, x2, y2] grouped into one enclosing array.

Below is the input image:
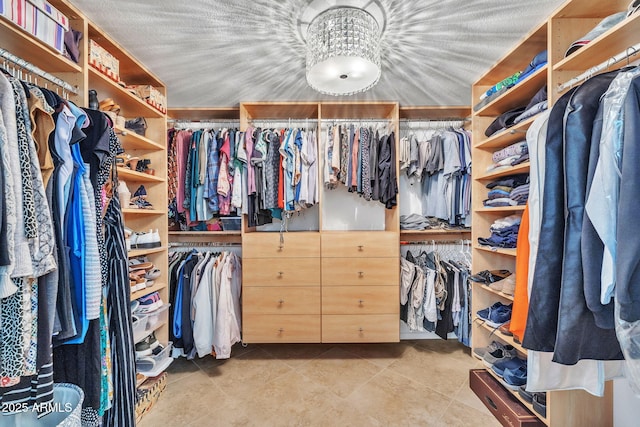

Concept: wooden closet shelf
[[553, 12, 640, 73], [476, 206, 526, 213], [89, 68, 164, 118], [474, 246, 517, 257], [168, 231, 242, 236], [475, 66, 548, 117], [474, 282, 515, 302], [131, 283, 167, 301], [117, 167, 166, 183], [122, 208, 166, 215], [128, 246, 168, 258], [478, 321, 527, 356], [477, 163, 530, 181], [115, 126, 164, 151], [474, 115, 538, 150], [0, 18, 83, 73]]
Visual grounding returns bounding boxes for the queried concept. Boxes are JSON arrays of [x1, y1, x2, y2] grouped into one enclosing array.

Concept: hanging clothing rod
[[169, 121, 240, 130], [169, 241, 242, 248], [557, 43, 640, 93], [0, 48, 79, 95], [400, 119, 468, 129], [322, 118, 392, 123], [400, 239, 471, 245]]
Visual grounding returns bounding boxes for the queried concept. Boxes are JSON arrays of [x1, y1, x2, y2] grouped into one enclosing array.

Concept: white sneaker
[[133, 229, 161, 249]]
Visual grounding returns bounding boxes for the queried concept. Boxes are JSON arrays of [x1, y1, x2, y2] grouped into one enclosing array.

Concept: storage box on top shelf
[[130, 84, 167, 113], [0, 0, 69, 52], [89, 38, 120, 82]]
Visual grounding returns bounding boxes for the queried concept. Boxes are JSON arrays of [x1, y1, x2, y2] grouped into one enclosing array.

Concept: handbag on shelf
[[125, 117, 148, 136]]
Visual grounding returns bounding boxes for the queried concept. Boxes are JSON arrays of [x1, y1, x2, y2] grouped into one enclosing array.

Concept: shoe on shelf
[[131, 185, 154, 209], [499, 321, 513, 336], [494, 275, 516, 295], [135, 336, 153, 358], [518, 385, 534, 404], [145, 268, 161, 280], [491, 356, 526, 378], [477, 302, 512, 328], [503, 364, 528, 390], [533, 392, 547, 418], [482, 344, 517, 368], [136, 159, 151, 173], [136, 291, 163, 314], [473, 340, 502, 360], [118, 181, 131, 208], [469, 269, 511, 284], [132, 229, 161, 249], [116, 153, 139, 170]]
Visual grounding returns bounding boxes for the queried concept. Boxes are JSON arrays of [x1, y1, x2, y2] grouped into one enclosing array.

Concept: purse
[[125, 117, 147, 136]]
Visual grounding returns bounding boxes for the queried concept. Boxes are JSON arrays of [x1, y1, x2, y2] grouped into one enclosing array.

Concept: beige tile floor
[[139, 340, 501, 427]]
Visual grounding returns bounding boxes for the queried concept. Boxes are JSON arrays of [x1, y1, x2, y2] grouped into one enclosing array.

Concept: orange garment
[[351, 128, 359, 188], [510, 203, 530, 341]]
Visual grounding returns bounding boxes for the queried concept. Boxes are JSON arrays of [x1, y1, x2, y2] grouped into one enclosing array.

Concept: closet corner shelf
[[117, 167, 166, 183], [128, 246, 168, 258], [474, 245, 517, 257], [115, 126, 164, 151], [0, 17, 83, 73], [476, 206, 526, 213], [122, 208, 166, 216], [87, 22, 164, 88], [477, 163, 530, 181], [478, 321, 527, 356], [88, 67, 164, 118], [131, 283, 167, 301], [474, 66, 548, 118], [474, 116, 538, 150], [553, 12, 640, 73], [475, 282, 515, 302], [485, 367, 550, 426]]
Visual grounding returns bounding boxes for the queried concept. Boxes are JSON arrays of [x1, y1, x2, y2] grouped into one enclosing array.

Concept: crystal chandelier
[[305, 7, 381, 96]]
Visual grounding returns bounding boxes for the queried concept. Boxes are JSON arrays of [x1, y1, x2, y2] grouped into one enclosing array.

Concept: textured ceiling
[[70, 0, 565, 107]]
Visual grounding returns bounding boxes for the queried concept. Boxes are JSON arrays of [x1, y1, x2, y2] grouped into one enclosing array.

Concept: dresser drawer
[[243, 258, 320, 287], [321, 232, 399, 258], [243, 232, 320, 258], [322, 314, 398, 343], [243, 314, 320, 343], [243, 287, 320, 315], [321, 258, 398, 286], [322, 286, 397, 315]]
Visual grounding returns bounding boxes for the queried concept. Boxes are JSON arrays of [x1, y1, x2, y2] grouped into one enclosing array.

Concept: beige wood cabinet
[[240, 102, 401, 343]]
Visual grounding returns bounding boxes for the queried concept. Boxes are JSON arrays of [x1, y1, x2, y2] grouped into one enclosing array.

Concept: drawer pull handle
[[357, 245, 364, 251], [277, 245, 284, 251], [358, 327, 364, 333], [358, 271, 364, 278], [278, 299, 285, 305], [278, 328, 284, 334], [358, 299, 365, 306], [484, 395, 498, 411], [278, 271, 284, 278]]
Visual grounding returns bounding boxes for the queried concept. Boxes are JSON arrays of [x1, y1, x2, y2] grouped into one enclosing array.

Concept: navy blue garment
[[522, 87, 578, 353], [552, 70, 623, 364]]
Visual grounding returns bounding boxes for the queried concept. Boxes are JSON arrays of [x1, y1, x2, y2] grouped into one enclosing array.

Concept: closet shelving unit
[[397, 106, 472, 244], [2, 0, 171, 419], [166, 107, 242, 245], [470, 0, 638, 423], [0, 0, 86, 105], [239, 101, 401, 344], [86, 22, 170, 356]]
